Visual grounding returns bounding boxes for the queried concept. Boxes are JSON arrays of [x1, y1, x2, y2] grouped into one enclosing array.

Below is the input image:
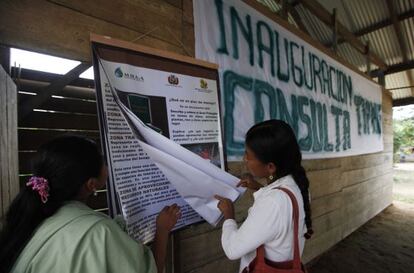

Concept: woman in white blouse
[[215, 120, 313, 273]]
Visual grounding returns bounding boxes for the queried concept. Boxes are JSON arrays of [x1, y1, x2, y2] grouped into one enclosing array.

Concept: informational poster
[[194, 0, 383, 160], [91, 35, 243, 244]]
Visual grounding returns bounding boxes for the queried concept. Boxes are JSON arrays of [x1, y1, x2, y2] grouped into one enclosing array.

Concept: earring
[[93, 189, 98, 196], [268, 174, 274, 181]]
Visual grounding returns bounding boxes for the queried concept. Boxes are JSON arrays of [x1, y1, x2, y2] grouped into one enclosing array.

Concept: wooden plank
[[341, 153, 390, 171], [0, 65, 18, 219], [182, 22, 196, 57], [18, 79, 97, 101], [19, 111, 99, 131], [182, 0, 194, 25], [311, 208, 343, 238], [288, 4, 310, 35], [311, 192, 343, 218], [183, 256, 239, 273], [11, 67, 95, 89], [0, 0, 187, 62], [0, 66, 7, 216], [342, 162, 392, 188], [18, 128, 100, 151], [6, 68, 19, 201], [91, 34, 218, 70], [342, 184, 392, 238], [393, 97, 414, 106], [372, 60, 414, 77], [307, 168, 343, 199], [19, 93, 97, 114], [19, 62, 91, 121], [49, 0, 183, 47], [178, 228, 224, 272], [302, 225, 342, 263], [302, 158, 342, 172], [0, 45, 10, 74]]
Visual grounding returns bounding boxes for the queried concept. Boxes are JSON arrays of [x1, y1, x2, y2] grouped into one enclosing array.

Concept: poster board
[[91, 34, 230, 243]]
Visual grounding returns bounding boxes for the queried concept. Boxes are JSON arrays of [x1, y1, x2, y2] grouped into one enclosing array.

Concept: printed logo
[[168, 74, 179, 85], [115, 67, 123, 78], [200, 79, 208, 89], [114, 67, 144, 82]]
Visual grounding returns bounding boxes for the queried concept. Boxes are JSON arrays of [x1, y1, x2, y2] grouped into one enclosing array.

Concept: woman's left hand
[[214, 195, 235, 220]]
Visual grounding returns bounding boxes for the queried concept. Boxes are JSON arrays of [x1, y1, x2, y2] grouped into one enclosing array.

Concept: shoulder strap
[[273, 187, 302, 270]]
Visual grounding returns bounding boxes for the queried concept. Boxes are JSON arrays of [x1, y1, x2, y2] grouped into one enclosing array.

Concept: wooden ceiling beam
[[299, 0, 387, 69], [325, 8, 414, 48], [371, 60, 414, 77], [386, 0, 414, 97], [273, 0, 310, 35], [18, 62, 91, 121], [393, 97, 414, 107]]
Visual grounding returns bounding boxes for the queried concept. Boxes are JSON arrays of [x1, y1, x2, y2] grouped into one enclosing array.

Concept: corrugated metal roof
[[255, 0, 414, 103], [385, 70, 414, 99], [337, 42, 366, 70], [401, 17, 414, 61], [256, 0, 300, 30], [335, 0, 389, 31], [295, 4, 332, 44], [361, 26, 403, 66], [396, 0, 414, 14]]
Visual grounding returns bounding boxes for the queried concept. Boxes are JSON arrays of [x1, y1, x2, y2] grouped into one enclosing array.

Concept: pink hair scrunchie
[[26, 176, 50, 203]]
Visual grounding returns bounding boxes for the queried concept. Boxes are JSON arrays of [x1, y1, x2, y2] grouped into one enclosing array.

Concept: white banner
[[194, 0, 383, 160]]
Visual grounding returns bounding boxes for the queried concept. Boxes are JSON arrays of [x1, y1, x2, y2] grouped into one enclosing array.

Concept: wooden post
[[0, 46, 10, 75], [280, 0, 289, 21], [365, 41, 371, 75], [378, 70, 385, 86], [332, 8, 338, 53], [0, 65, 19, 227]]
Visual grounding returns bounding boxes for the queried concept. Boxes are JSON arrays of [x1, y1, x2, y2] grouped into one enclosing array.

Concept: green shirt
[[11, 201, 156, 273]]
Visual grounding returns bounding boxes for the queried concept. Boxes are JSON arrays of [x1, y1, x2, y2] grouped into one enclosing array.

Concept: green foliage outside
[[393, 118, 414, 159]]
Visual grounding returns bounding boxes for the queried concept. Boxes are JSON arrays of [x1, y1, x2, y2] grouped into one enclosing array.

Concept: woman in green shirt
[[0, 135, 180, 273]]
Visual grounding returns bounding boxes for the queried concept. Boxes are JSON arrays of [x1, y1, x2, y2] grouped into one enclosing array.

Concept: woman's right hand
[[236, 173, 263, 191], [156, 204, 181, 233]]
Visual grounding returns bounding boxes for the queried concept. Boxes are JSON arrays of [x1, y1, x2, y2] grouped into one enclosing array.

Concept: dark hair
[[0, 135, 103, 272], [245, 119, 313, 239]]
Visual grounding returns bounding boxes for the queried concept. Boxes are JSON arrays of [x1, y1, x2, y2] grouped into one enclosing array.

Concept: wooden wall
[[1, 0, 394, 272], [0, 65, 19, 228]]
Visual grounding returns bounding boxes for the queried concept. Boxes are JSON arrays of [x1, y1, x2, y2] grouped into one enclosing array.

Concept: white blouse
[[221, 175, 307, 273]]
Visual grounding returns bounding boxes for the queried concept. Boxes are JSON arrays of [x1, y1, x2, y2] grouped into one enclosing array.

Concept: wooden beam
[[281, 0, 289, 20], [0, 0, 186, 62], [371, 60, 414, 77], [262, 0, 310, 35], [386, 0, 414, 97], [18, 62, 90, 121], [393, 97, 414, 107], [0, 45, 10, 74], [11, 67, 94, 88], [0, 65, 19, 221], [388, 85, 414, 91], [299, 0, 387, 69], [365, 41, 371, 75], [288, 5, 311, 35], [332, 8, 338, 52], [326, 8, 414, 48]]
